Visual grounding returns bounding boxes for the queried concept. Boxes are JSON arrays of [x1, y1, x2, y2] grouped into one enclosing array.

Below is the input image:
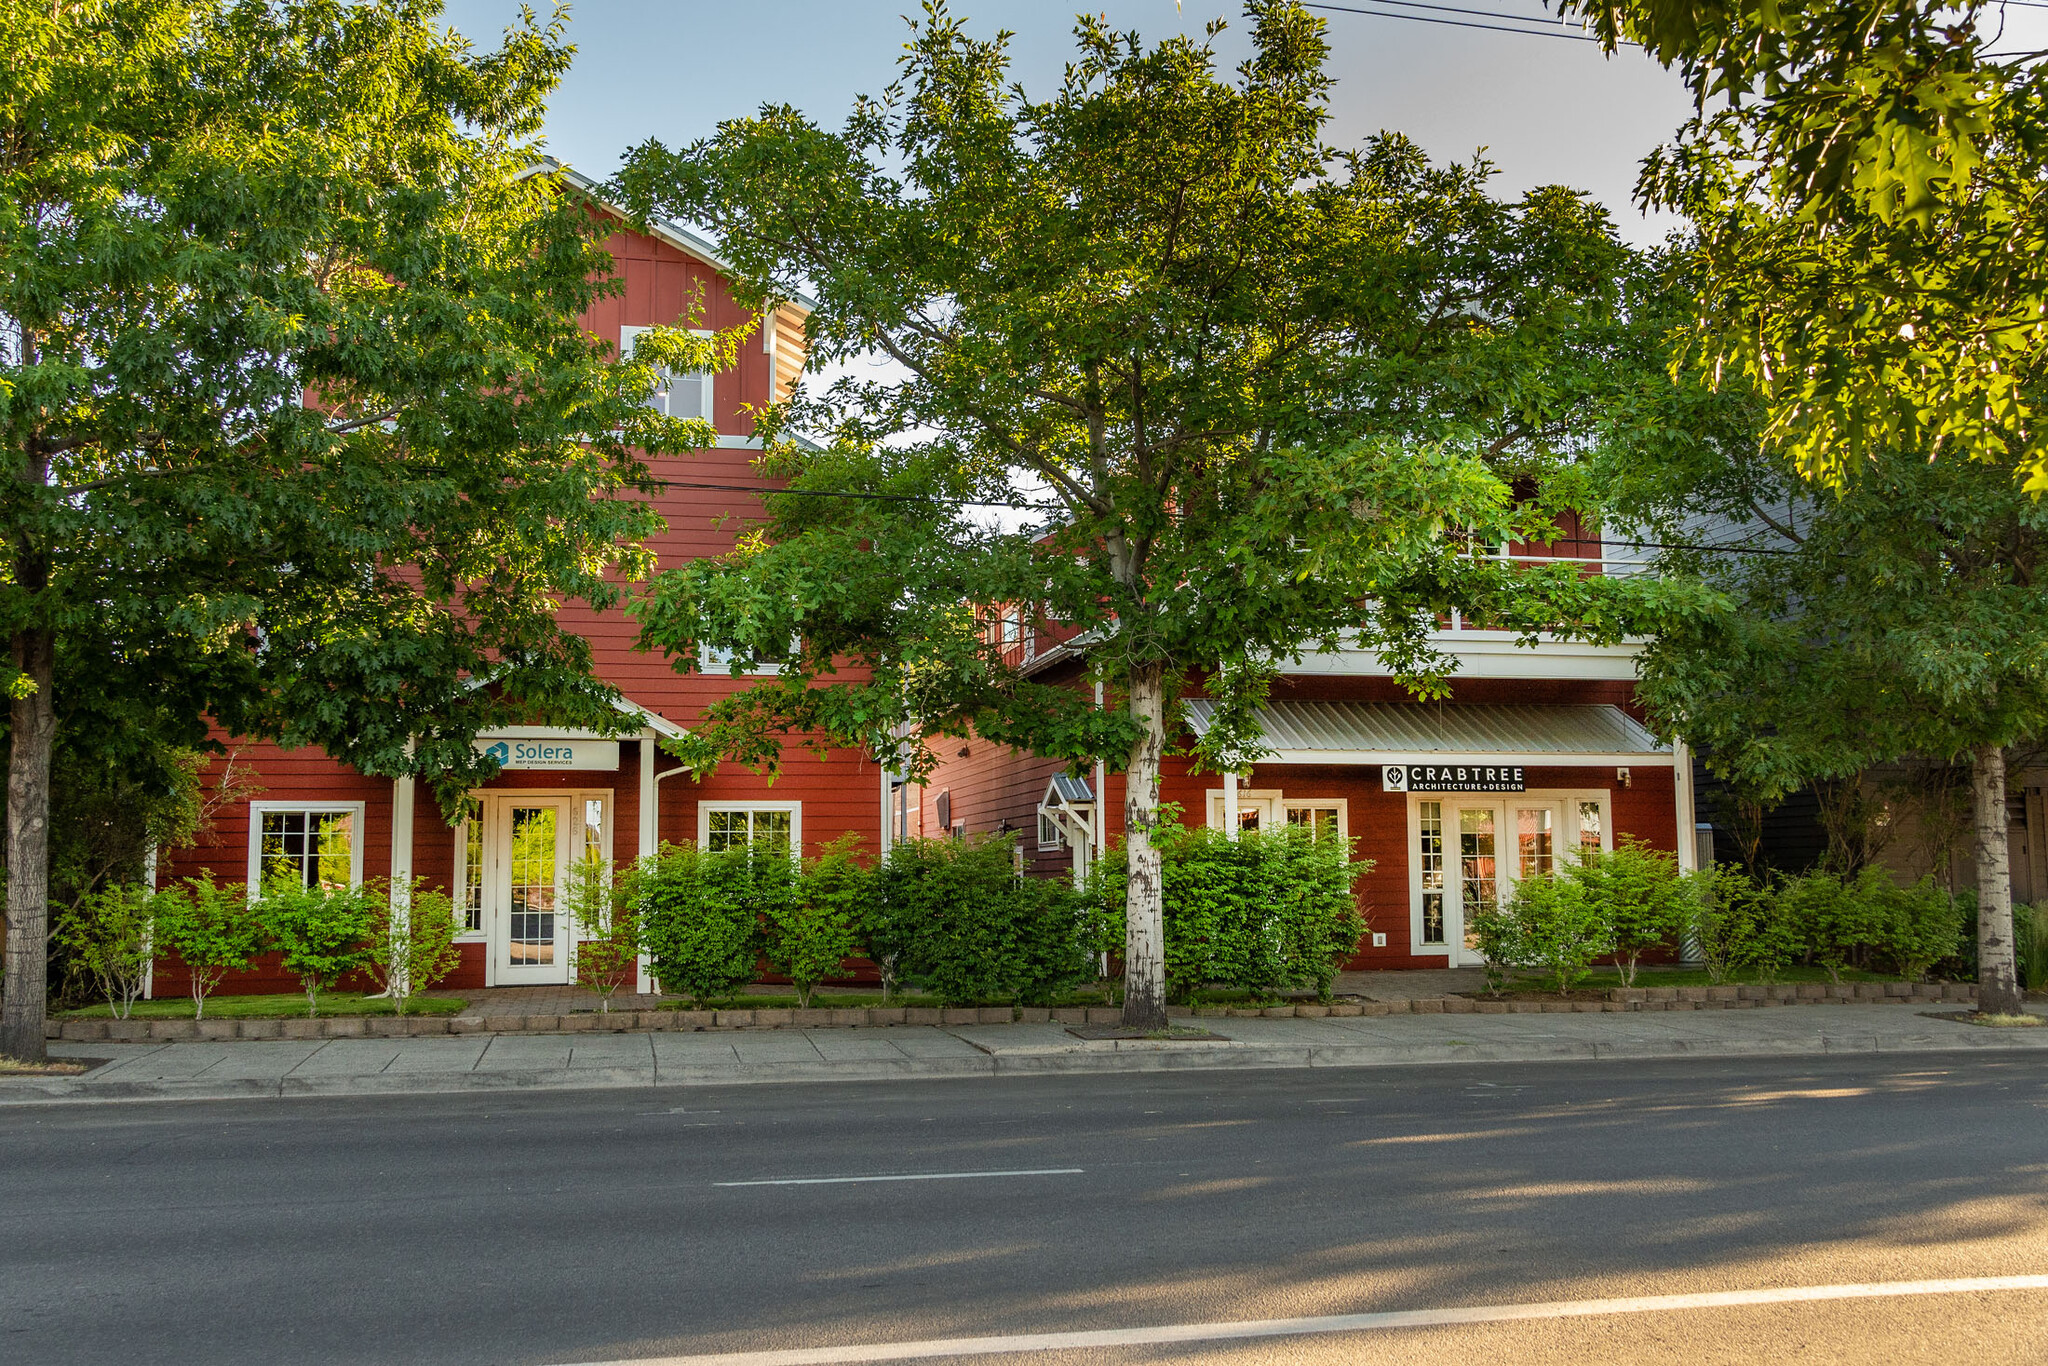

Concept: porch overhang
[[1181, 700, 1672, 767]]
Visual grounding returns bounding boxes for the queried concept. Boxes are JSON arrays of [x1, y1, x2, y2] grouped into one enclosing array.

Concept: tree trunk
[[1121, 661, 1169, 1029], [1971, 743, 2024, 1016], [1, 627, 56, 1063]]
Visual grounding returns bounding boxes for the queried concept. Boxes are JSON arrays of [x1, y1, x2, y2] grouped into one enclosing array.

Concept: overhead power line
[[1303, 1, 1605, 41]]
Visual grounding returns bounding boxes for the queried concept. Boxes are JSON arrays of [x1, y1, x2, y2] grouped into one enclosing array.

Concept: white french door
[[479, 792, 608, 987], [1415, 794, 1601, 965]]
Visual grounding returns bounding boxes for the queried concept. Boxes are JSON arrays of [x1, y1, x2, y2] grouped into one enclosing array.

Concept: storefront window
[[258, 809, 356, 892], [1419, 801, 1445, 946], [1286, 805, 1343, 840], [705, 805, 796, 859]]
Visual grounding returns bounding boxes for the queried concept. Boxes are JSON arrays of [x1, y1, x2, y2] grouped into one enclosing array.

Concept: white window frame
[[698, 801, 802, 858], [699, 642, 784, 677], [619, 324, 716, 425], [247, 801, 367, 892], [1205, 788, 1282, 832], [1283, 798, 1350, 841], [1403, 788, 1611, 961], [454, 799, 486, 940], [1038, 809, 1065, 850]]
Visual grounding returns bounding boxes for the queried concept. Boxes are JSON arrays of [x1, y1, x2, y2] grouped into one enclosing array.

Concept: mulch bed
[[1921, 1010, 2047, 1028], [0, 1058, 97, 1077]]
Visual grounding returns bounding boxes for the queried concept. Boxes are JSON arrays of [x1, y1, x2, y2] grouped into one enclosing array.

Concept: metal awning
[[1181, 700, 1670, 765]]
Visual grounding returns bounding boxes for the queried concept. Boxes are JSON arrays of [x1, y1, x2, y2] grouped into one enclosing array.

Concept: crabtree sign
[[475, 738, 621, 771], [1382, 764, 1525, 793]]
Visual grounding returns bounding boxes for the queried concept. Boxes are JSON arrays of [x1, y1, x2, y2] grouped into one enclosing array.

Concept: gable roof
[[521, 157, 817, 313]]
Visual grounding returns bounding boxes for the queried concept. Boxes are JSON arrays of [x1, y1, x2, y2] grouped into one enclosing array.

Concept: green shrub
[[634, 844, 778, 1007], [156, 874, 264, 1019], [1857, 871, 1965, 981], [1573, 840, 1688, 986], [2021, 903, 2047, 992], [566, 860, 640, 1012], [257, 881, 377, 1017], [1475, 872, 1613, 997], [1685, 865, 1781, 985], [1778, 870, 1876, 984], [765, 835, 870, 1008], [55, 885, 159, 1020], [1083, 824, 1367, 1004], [363, 882, 463, 1015], [875, 834, 1094, 1005]]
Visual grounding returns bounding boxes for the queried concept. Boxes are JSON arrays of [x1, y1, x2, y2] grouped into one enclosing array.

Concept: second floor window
[[620, 325, 715, 425]]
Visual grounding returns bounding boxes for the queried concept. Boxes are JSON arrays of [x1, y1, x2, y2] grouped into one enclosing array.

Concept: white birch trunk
[[1972, 743, 2024, 1016], [1121, 661, 1169, 1029]]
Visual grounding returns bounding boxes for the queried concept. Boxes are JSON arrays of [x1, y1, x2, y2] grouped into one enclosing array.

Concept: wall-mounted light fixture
[[1616, 767, 1632, 788]]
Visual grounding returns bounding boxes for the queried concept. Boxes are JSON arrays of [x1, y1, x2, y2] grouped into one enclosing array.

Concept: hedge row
[[625, 826, 1368, 1008], [1472, 841, 2008, 996]]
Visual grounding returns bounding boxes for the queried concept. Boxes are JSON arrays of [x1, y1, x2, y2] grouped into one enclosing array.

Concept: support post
[[638, 732, 657, 993], [1672, 739, 1697, 874], [389, 772, 416, 998], [1223, 769, 1240, 842]]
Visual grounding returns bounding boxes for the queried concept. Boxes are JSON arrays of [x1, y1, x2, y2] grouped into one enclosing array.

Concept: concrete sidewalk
[[5, 1001, 2044, 1104]]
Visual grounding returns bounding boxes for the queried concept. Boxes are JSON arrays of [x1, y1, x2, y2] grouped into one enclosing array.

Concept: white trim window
[[699, 641, 785, 677], [1284, 799, 1348, 841], [620, 324, 715, 424], [454, 799, 485, 936], [1038, 809, 1066, 850], [700, 802, 800, 859], [249, 802, 366, 893]]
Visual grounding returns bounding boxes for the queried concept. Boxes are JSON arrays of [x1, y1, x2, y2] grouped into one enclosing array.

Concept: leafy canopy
[[0, 0, 749, 814], [612, 1, 1684, 778], [1562, 0, 2048, 488]]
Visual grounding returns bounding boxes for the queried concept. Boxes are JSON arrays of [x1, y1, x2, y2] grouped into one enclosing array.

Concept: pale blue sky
[[442, 0, 1700, 243]]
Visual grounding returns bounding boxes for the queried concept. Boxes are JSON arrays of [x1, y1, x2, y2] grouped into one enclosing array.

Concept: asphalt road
[[3, 1054, 2045, 1366]]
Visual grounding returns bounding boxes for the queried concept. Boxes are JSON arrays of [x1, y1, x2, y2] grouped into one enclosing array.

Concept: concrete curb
[[46, 983, 1981, 1042], [7, 1013, 2043, 1104]]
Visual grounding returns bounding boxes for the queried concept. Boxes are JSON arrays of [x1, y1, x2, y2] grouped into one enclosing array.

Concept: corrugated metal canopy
[[1043, 774, 1095, 806], [1181, 700, 1669, 763]]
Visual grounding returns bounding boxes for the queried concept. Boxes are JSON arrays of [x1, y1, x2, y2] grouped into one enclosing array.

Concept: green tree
[[363, 882, 462, 1016], [1613, 438, 2048, 1014], [613, 2, 1677, 1026], [565, 856, 639, 1013], [1573, 839, 1687, 987], [0, 0, 740, 1060], [155, 874, 261, 1019], [259, 882, 375, 1018], [1562, 0, 2048, 1014], [53, 884, 158, 1019]]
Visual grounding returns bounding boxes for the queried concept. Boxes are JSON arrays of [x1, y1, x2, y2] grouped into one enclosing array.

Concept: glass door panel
[[1515, 806, 1556, 879], [506, 805, 559, 967], [1458, 807, 1498, 959]]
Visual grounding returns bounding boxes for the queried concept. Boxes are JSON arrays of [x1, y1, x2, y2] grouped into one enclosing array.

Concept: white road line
[[713, 1168, 1084, 1188], [550, 1274, 2048, 1366]]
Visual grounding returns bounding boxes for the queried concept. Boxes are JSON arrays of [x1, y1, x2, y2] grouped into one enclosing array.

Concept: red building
[[911, 549, 1700, 972], [153, 167, 889, 999]]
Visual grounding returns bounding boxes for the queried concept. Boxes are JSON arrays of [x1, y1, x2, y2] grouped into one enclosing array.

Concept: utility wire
[[1303, 1, 1604, 41]]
